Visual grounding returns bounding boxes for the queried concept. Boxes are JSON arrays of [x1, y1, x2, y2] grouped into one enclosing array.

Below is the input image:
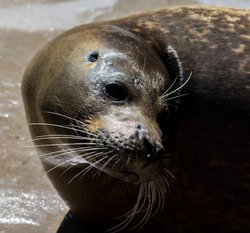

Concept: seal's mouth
[[105, 148, 165, 184], [66, 120, 168, 184], [71, 137, 165, 184], [35, 112, 169, 185]]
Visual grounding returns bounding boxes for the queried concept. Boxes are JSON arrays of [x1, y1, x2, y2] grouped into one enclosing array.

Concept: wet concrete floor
[[0, 0, 249, 233]]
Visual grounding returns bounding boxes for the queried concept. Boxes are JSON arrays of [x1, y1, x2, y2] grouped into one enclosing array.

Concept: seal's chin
[[98, 156, 163, 185]]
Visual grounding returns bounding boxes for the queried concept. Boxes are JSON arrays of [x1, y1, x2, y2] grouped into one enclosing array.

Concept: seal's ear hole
[[88, 51, 99, 62], [103, 83, 128, 102]]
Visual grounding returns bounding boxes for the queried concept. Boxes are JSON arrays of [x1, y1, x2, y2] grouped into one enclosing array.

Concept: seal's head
[[23, 25, 173, 184], [22, 24, 178, 230]]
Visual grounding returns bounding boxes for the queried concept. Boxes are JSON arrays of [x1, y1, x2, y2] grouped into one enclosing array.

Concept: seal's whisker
[[29, 135, 100, 143], [29, 122, 98, 138], [35, 133, 79, 139], [25, 142, 101, 148], [41, 150, 77, 161], [67, 151, 108, 184], [39, 148, 71, 158], [161, 75, 179, 98], [107, 184, 145, 233], [78, 146, 110, 153], [125, 182, 154, 231], [133, 184, 150, 229], [46, 156, 82, 174], [145, 182, 155, 222], [62, 162, 79, 175], [159, 175, 168, 206], [58, 151, 98, 172], [162, 171, 173, 194], [151, 181, 159, 216], [28, 122, 76, 131], [162, 135, 170, 143], [25, 134, 99, 147], [164, 168, 175, 179], [43, 111, 88, 127], [162, 156, 174, 163], [61, 150, 102, 175], [73, 155, 109, 183], [160, 176, 168, 211], [133, 185, 150, 230], [80, 151, 104, 162], [111, 157, 122, 170], [67, 163, 92, 184], [39, 145, 103, 159], [163, 93, 189, 102], [164, 71, 192, 97], [154, 179, 163, 215], [22, 134, 80, 144], [45, 149, 106, 175], [92, 151, 118, 178], [126, 153, 132, 165], [135, 184, 148, 214], [99, 152, 118, 173], [135, 182, 155, 230]]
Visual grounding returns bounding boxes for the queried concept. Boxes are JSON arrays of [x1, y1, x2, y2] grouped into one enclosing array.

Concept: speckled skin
[[111, 7, 250, 233], [22, 6, 250, 233]]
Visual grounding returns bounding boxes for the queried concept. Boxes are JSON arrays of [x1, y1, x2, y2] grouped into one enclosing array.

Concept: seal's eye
[[103, 83, 128, 102], [88, 51, 99, 62]]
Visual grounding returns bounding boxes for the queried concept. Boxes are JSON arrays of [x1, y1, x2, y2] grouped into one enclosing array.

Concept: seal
[[22, 6, 250, 233]]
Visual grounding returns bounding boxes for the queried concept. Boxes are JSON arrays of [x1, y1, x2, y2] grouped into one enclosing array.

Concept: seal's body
[[22, 7, 250, 233]]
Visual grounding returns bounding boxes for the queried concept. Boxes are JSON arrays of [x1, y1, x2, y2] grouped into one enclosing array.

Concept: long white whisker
[[163, 93, 189, 102], [60, 150, 104, 175], [67, 163, 93, 183], [29, 135, 100, 142], [41, 149, 76, 161], [39, 145, 104, 159], [153, 180, 162, 215], [29, 122, 77, 131], [45, 148, 107, 174], [24, 142, 102, 148], [69, 155, 108, 184], [108, 184, 147, 233], [164, 168, 175, 179], [46, 155, 82, 174], [135, 182, 154, 230], [161, 76, 178, 98], [43, 111, 88, 127], [29, 122, 98, 138], [111, 158, 122, 169], [98, 152, 117, 173], [165, 71, 192, 96]]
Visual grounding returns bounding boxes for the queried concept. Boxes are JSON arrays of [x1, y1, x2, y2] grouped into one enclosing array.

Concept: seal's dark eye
[[88, 51, 99, 62], [103, 83, 128, 101]]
